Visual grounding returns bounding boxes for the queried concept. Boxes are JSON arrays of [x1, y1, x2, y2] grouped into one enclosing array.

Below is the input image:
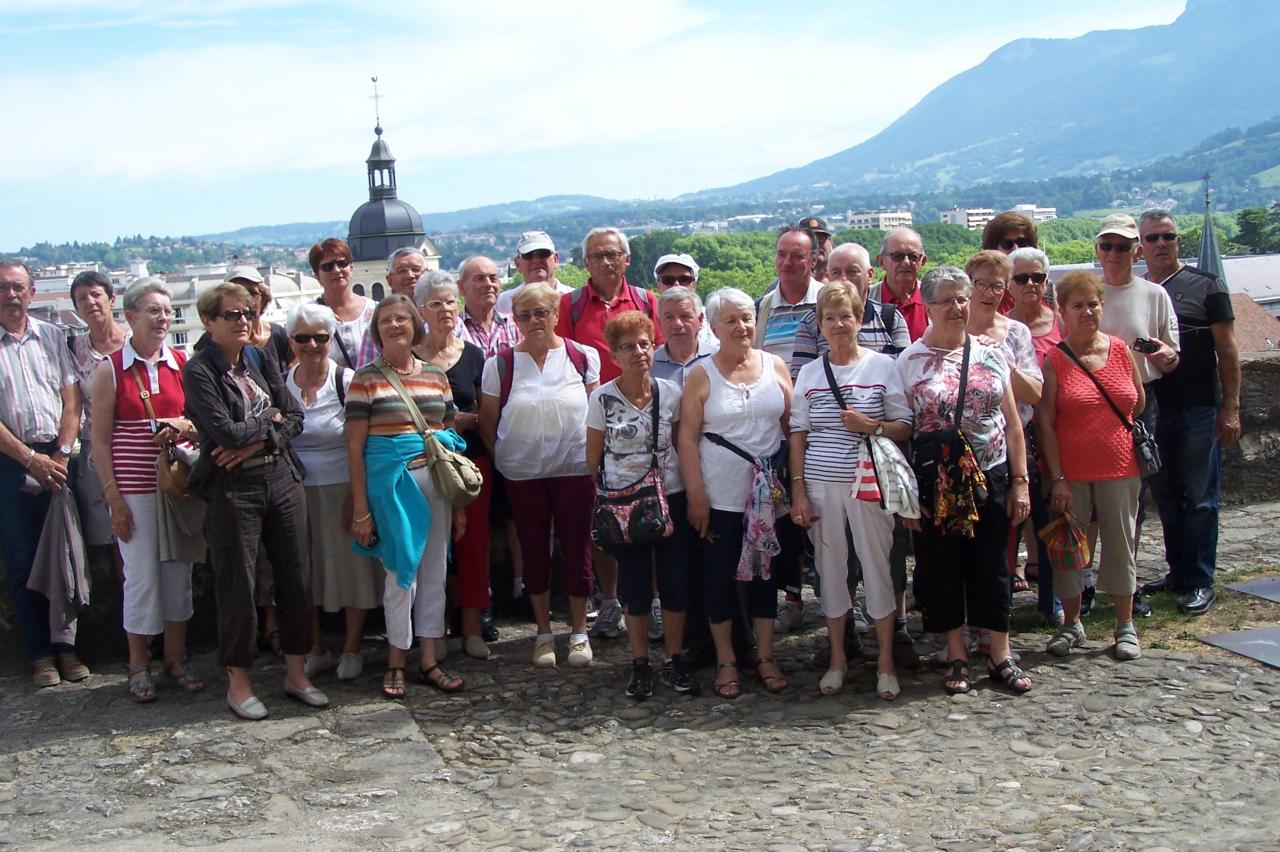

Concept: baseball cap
[[516, 231, 555, 256], [224, 265, 265, 285], [798, 215, 830, 237], [653, 253, 700, 281], [1096, 214, 1139, 240]]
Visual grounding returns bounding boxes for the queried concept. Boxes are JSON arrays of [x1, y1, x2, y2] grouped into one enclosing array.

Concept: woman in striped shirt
[[788, 280, 913, 700], [90, 279, 203, 703]]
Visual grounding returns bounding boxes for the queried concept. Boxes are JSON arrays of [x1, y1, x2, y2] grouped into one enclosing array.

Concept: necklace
[[386, 357, 417, 376]]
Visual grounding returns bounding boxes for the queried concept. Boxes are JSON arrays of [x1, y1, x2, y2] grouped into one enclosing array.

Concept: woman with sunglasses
[[285, 302, 381, 683], [309, 238, 375, 370], [183, 282, 325, 720], [981, 211, 1038, 314]]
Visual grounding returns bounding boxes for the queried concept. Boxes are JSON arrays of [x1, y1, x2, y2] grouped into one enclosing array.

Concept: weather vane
[[370, 75, 384, 135]]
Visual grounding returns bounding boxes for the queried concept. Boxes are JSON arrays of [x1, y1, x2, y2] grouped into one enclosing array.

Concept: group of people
[[0, 207, 1239, 716]]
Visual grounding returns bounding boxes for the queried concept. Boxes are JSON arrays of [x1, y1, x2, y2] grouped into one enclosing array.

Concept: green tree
[[1235, 206, 1280, 253]]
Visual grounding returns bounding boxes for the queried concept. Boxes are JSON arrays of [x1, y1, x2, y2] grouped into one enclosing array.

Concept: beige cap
[[1096, 214, 1139, 240]]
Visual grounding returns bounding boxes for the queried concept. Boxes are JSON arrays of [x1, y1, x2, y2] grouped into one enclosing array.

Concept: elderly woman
[[479, 284, 600, 669], [90, 280, 203, 702], [69, 270, 129, 556], [652, 286, 717, 386], [183, 282, 324, 720], [789, 281, 912, 699], [586, 311, 696, 699], [1036, 271, 1146, 661], [347, 295, 466, 698], [412, 271, 493, 660], [284, 302, 381, 681], [897, 267, 1032, 695], [678, 287, 792, 700], [309, 238, 375, 370]]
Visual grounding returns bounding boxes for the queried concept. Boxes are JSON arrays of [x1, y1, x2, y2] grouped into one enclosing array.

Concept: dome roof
[[348, 197, 427, 262], [367, 128, 394, 165]]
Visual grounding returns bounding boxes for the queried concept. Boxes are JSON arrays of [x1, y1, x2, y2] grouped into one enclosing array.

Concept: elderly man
[[0, 259, 88, 687], [799, 215, 834, 283], [497, 231, 573, 316], [871, 227, 929, 341], [1137, 210, 1240, 615], [385, 247, 428, 298], [455, 255, 523, 359], [652, 285, 716, 386], [556, 227, 661, 383], [756, 226, 823, 378], [654, 252, 716, 350]]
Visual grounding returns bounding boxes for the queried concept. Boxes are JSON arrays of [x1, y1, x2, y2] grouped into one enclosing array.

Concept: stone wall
[[1223, 351, 1280, 505]]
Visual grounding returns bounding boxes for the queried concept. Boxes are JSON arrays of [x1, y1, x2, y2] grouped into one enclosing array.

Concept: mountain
[[693, 0, 1280, 201]]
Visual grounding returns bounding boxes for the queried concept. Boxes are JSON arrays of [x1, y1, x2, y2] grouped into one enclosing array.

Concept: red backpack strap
[[628, 283, 657, 320], [564, 339, 589, 384], [497, 346, 516, 409], [568, 287, 588, 329]]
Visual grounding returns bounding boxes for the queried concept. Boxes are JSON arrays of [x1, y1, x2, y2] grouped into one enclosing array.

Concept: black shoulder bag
[[1054, 341, 1161, 478], [591, 382, 674, 547]]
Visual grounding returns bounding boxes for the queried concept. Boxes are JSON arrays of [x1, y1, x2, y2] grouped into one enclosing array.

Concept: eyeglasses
[[617, 339, 653, 354], [929, 296, 970, 308], [999, 237, 1033, 251], [0, 284, 28, 295], [292, 333, 331, 345], [659, 274, 695, 287], [424, 298, 458, 311], [214, 309, 258, 323], [1142, 232, 1179, 244], [520, 250, 552, 261], [973, 279, 1007, 293], [141, 306, 174, 318], [514, 307, 554, 322], [1097, 241, 1134, 254], [1011, 272, 1048, 286], [887, 251, 924, 264], [392, 266, 425, 277], [586, 250, 626, 264], [319, 258, 352, 273]]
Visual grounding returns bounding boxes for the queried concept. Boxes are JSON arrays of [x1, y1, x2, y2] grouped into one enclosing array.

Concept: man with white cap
[[496, 231, 573, 316], [653, 253, 716, 352]]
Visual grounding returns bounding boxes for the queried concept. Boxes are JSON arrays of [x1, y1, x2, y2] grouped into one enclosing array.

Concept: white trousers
[[118, 492, 194, 636], [805, 481, 896, 621], [383, 466, 451, 651]]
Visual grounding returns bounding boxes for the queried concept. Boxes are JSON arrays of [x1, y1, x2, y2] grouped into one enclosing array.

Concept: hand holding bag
[[130, 365, 192, 499], [1054, 341, 1161, 478], [591, 381, 674, 547]]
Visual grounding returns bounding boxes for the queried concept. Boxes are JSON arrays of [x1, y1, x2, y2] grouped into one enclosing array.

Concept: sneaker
[[1114, 624, 1142, 661], [32, 656, 60, 688], [1046, 622, 1087, 657], [1132, 592, 1152, 619], [591, 600, 624, 639], [567, 637, 594, 667], [480, 608, 499, 643], [56, 652, 90, 683], [647, 599, 664, 642], [1079, 586, 1096, 616], [586, 589, 603, 620], [851, 604, 870, 635], [303, 649, 336, 678], [774, 598, 803, 634], [532, 637, 557, 668], [626, 659, 654, 700], [336, 652, 363, 680], [464, 635, 491, 660], [666, 654, 700, 695]]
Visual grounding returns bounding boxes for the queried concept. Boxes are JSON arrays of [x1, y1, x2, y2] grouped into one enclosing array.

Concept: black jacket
[[181, 342, 305, 499]]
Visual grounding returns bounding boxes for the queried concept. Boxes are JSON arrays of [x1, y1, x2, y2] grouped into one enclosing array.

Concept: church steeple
[[366, 76, 396, 201]]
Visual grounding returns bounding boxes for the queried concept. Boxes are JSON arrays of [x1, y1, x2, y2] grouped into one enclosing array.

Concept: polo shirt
[[754, 277, 822, 378], [1150, 264, 1233, 412], [651, 338, 717, 387], [555, 279, 663, 383], [871, 280, 927, 342]]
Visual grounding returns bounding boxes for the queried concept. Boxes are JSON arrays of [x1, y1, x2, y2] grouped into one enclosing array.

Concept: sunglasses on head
[[999, 237, 1033, 251], [1011, 272, 1048, 286], [1142, 232, 1179, 244], [319, 258, 352, 273], [659, 274, 695, 287], [292, 333, 331, 345]]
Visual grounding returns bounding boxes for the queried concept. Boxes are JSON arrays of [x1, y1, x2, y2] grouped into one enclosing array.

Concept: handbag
[[822, 354, 885, 508], [591, 381, 674, 547], [1054, 341, 1162, 478], [375, 358, 483, 506], [130, 365, 192, 499]]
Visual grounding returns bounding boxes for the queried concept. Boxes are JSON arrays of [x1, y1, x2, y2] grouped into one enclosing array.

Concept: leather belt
[[237, 453, 279, 471]]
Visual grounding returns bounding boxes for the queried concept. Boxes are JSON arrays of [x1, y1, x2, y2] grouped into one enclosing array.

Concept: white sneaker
[[851, 603, 870, 634], [336, 652, 363, 680], [591, 600, 623, 639], [532, 637, 557, 668], [774, 599, 803, 633], [567, 637, 594, 667], [303, 650, 335, 678]]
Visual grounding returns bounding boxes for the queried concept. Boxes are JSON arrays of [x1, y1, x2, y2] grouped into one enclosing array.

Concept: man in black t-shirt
[[1137, 211, 1241, 615]]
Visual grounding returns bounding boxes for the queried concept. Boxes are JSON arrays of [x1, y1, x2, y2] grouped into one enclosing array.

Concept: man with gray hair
[[497, 231, 573, 316], [872, 227, 929, 341], [385, 247, 428, 298], [652, 286, 717, 386], [455, 255, 522, 359], [0, 258, 89, 687]]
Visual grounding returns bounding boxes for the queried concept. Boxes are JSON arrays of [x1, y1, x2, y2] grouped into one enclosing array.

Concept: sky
[[0, 0, 1187, 251]]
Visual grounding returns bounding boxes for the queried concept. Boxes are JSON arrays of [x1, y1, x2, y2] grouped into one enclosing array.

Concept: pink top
[[1046, 335, 1138, 481], [110, 345, 189, 495], [1028, 310, 1064, 367]]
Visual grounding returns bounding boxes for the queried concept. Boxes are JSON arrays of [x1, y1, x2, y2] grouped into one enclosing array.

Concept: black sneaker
[[480, 608, 499, 643], [1132, 592, 1152, 618], [666, 654, 701, 696], [1080, 586, 1096, 616], [626, 659, 654, 700]]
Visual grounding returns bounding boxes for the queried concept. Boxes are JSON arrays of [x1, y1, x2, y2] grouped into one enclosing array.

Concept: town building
[[940, 207, 995, 230], [1011, 203, 1058, 223], [846, 209, 914, 231]]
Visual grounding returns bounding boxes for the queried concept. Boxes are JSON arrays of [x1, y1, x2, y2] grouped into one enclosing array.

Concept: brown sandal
[[713, 662, 740, 700], [382, 667, 406, 700], [164, 658, 207, 693], [418, 664, 464, 693], [754, 657, 789, 693]]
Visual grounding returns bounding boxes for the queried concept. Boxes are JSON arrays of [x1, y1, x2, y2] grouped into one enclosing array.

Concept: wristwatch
[[57, 443, 73, 457], [873, 422, 885, 437]]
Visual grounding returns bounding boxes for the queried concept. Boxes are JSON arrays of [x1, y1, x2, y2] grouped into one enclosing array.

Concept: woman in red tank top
[[1035, 271, 1146, 664]]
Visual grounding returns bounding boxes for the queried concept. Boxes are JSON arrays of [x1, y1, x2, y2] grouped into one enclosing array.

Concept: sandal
[[713, 662, 740, 700], [127, 665, 156, 703], [754, 657, 789, 693], [819, 668, 845, 696], [418, 663, 465, 693], [943, 659, 972, 695], [382, 667, 406, 700], [163, 658, 207, 693], [1011, 575, 1032, 594], [987, 656, 1032, 694]]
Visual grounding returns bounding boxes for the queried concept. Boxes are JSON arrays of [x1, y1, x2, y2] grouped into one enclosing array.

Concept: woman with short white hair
[[285, 302, 381, 682]]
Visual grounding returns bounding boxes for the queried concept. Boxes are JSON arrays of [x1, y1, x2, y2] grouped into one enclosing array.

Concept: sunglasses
[[1097, 241, 1134, 254], [1011, 272, 1048, 286], [319, 258, 352, 273], [520, 250, 552, 261], [887, 251, 924, 264], [659, 274, 695, 287], [1142, 232, 1179, 244], [292, 333, 331, 345], [215, 309, 258, 323], [514, 307, 554, 322], [999, 237, 1033, 251]]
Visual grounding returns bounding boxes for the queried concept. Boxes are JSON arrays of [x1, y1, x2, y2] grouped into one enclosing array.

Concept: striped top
[[345, 358, 455, 436], [109, 343, 188, 495], [0, 315, 76, 444]]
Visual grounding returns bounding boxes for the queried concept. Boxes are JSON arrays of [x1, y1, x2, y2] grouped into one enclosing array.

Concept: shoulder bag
[[1054, 341, 1161, 478], [822, 354, 886, 509], [591, 382, 674, 547], [130, 364, 193, 499]]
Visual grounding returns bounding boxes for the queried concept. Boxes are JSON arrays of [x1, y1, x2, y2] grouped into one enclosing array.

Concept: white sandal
[[819, 668, 846, 695], [877, 671, 900, 701]]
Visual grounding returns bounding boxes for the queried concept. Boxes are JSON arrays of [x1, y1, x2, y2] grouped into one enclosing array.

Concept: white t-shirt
[[790, 351, 911, 483], [587, 378, 684, 494], [330, 296, 375, 370], [480, 343, 601, 480], [1098, 276, 1180, 384], [496, 278, 575, 316], [287, 360, 354, 487], [982, 318, 1041, 426]]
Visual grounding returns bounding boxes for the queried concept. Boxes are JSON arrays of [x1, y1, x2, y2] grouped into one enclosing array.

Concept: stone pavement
[[2, 503, 1279, 850]]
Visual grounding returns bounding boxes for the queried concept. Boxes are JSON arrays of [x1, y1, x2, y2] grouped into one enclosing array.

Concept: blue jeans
[[0, 448, 73, 660], [1150, 405, 1221, 589]]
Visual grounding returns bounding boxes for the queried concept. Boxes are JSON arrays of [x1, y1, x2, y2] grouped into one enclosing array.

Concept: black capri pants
[[698, 508, 778, 624], [609, 491, 694, 616]]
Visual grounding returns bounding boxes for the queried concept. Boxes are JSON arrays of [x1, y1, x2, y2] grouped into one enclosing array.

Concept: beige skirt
[[306, 482, 383, 611]]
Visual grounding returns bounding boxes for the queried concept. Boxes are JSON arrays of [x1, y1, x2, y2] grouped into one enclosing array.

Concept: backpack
[[495, 339, 590, 409], [568, 282, 657, 330]]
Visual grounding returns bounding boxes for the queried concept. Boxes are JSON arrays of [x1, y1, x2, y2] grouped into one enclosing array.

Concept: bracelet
[[102, 479, 117, 492], [353, 512, 373, 523], [22, 446, 35, 468], [1052, 474, 1067, 483], [791, 475, 805, 482], [1010, 474, 1029, 483]]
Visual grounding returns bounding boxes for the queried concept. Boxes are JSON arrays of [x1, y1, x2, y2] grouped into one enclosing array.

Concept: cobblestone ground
[[2, 504, 1279, 850]]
